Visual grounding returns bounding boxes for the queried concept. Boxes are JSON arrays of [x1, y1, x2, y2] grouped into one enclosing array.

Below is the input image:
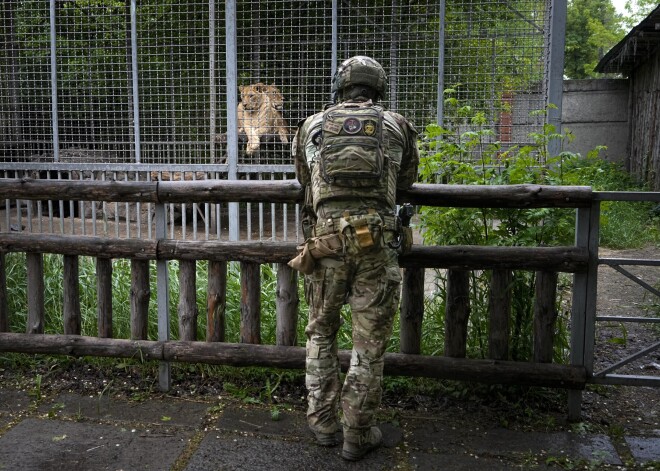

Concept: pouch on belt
[[287, 233, 344, 275]]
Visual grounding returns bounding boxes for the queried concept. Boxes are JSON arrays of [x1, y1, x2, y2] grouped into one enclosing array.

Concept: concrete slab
[[625, 436, 660, 463], [406, 451, 544, 471], [404, 419, 622, 465], [0, 417, 191, 471], [215, 405, 404, 447], [39, 393, 209, 427], [184, 433, 397, 471], [216, 404, 309, 437]]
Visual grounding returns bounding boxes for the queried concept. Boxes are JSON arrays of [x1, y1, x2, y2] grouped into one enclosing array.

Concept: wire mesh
[[0, 0, 555, 240], [443, 0, 549, 153]]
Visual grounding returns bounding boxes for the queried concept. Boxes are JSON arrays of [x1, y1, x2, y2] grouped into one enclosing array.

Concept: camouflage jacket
[[292, 99, 419, 221]]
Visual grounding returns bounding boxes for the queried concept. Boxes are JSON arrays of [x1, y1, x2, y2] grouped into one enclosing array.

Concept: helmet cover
[[331, 56, 388, 100]]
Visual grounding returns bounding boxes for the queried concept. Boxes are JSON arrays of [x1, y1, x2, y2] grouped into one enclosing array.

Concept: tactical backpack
[[318, 101, 384, 188]]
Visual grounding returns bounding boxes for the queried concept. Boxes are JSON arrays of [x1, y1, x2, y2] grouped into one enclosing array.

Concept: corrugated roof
[[595, 4, 660, 75]]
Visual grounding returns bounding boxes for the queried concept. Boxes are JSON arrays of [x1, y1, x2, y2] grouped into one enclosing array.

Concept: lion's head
[[262, 84, 284, 111], [239, 83, 265, 111]]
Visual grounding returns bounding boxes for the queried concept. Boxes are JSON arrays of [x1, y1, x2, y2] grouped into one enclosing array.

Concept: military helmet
[[331, 56, 388, 101]]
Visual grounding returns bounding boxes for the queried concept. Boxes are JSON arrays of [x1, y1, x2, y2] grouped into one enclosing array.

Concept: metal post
[[568, 202, 599, 420], [130, 0, 141, 163], [225, 0, 240, 241], [330, 0, 338, 102], [389, 0, 399, 111], [546, 0, 567, 159], [155, 203, 171, 390], [49, 0, 59, 161], [583, 201, 600, 375], [209, 0, 216, 164], [436, 0, 446, 127]]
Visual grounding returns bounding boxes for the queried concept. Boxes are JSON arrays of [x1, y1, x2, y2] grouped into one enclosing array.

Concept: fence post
[[26, 253, 44, 334], [240, 262, 261, 344], [488, 269, 512, 360], [209, 0, 217, 163], [155, 203, 171, 391], [276, 263, 298, 346], [96, 257, 113, 338], [444, 269, 470, 358], [533, 271, 559, 363], [225, 0, 240, 241], [400, 267, 425, 354], [568, 202, 599, 420], [130, 259, 150, 340], [178, 260, 198, 341], [63, 255, 81, 335], [436, 0, 446, 127], [546, 0, 568, 160], [49, 0, 60, 160], [129, 0, 141, 163], [207, 260, 227, 342]]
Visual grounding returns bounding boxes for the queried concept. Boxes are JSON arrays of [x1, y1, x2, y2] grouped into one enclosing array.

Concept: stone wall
[[561, 79, 630, 163]]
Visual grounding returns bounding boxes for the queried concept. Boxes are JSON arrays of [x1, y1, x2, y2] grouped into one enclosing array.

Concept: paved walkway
[[1, 388, 659, 470]]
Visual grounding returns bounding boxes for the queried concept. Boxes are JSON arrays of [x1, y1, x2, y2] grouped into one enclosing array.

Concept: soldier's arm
[[292, 119, 311, 186], [396, 118, 420, 190]]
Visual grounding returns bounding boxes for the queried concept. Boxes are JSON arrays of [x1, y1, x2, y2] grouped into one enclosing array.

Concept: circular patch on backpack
[[343, 118, 362, 134], [363, 120, 377, 136]]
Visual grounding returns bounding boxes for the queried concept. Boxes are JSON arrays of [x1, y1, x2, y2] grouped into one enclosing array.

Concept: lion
[[237, 83, 289, 156]]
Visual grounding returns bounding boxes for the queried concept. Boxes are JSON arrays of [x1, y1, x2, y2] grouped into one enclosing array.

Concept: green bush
[[417, 98, 658, 361]]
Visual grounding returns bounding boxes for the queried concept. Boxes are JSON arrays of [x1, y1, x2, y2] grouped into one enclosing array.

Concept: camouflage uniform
[[292, 58, 419, 446]]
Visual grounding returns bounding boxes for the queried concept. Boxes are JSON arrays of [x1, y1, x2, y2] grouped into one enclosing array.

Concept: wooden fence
[[0, 178, 596, 416]]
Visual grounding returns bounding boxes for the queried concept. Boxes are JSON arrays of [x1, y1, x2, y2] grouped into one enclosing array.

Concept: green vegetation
[[417, 96, 659, 360], [5, 257, 307, 345], [2, 101, 657, 366], [565, 0, 624, 79], [564, 0, 658, 79]]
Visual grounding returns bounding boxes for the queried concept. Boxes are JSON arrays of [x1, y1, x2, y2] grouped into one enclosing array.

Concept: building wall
[[629, 48, 660, 191], [561, 79, 630, 164]]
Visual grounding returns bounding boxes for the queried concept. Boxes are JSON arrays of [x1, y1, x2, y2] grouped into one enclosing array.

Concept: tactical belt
[[312, 212, 396, 238]]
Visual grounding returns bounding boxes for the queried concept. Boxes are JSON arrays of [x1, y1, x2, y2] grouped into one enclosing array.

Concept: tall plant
[[418, 97, 581, 362]]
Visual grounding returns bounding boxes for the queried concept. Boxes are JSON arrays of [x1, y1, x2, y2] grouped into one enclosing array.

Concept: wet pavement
[[1, 388, 659, 470]]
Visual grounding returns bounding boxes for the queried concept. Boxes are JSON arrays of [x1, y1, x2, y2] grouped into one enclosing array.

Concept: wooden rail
[[0, 179, 595, 391], [0, 333, 586, 389], [0, 177, 592, 207]]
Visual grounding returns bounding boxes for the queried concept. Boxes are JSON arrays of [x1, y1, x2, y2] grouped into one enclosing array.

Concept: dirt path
[[582, 246, 659, 439], [593, 246, 659, 376]]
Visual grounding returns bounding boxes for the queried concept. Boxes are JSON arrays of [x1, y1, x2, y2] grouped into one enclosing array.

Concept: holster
[[399, 226, 413, 254], [287, 233, 344, 275]]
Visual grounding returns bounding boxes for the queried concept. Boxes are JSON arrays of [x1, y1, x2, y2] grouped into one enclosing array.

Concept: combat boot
[[311, 421, 342, 447], [341, 426, 382, 461]]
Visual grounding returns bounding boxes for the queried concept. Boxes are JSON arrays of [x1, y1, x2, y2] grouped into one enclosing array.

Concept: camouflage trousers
[[304, 238, 402, 442]]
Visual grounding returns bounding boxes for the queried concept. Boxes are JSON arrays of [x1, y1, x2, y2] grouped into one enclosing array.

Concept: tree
[[564, 0, 624, 79], [621, 0, 658, 29]]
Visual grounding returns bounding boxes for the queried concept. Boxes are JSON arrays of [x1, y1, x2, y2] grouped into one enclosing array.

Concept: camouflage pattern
[[304, 227, 402, 440], [293, 58, 419, 444], [331, 56, 389, 101], [293, 107, 418, 220]]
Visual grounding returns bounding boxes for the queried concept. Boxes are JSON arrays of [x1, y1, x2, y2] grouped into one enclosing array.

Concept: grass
[[1, 149, 658, 403]]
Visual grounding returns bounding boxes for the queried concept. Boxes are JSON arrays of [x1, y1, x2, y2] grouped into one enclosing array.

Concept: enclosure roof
[[595, 4, 660, 75]]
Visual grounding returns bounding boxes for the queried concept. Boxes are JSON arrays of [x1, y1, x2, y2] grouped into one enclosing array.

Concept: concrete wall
[[561, 79, 630, 163]]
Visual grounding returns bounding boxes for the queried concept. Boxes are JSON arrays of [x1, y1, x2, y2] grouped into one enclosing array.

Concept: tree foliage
[[564, 0, 624, 79], [621, 0, 658, 29]]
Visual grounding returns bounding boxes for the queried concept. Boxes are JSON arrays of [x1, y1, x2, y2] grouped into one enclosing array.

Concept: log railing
[[0, 178, 596, 416]]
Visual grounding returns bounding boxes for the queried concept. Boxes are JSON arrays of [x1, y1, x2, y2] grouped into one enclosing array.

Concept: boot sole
[[341, 443, 378, 461], [314, 432, 340, 447]]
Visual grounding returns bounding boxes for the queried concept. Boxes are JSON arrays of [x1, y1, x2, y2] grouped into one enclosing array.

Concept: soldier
[[289, 56, 419, 461]]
